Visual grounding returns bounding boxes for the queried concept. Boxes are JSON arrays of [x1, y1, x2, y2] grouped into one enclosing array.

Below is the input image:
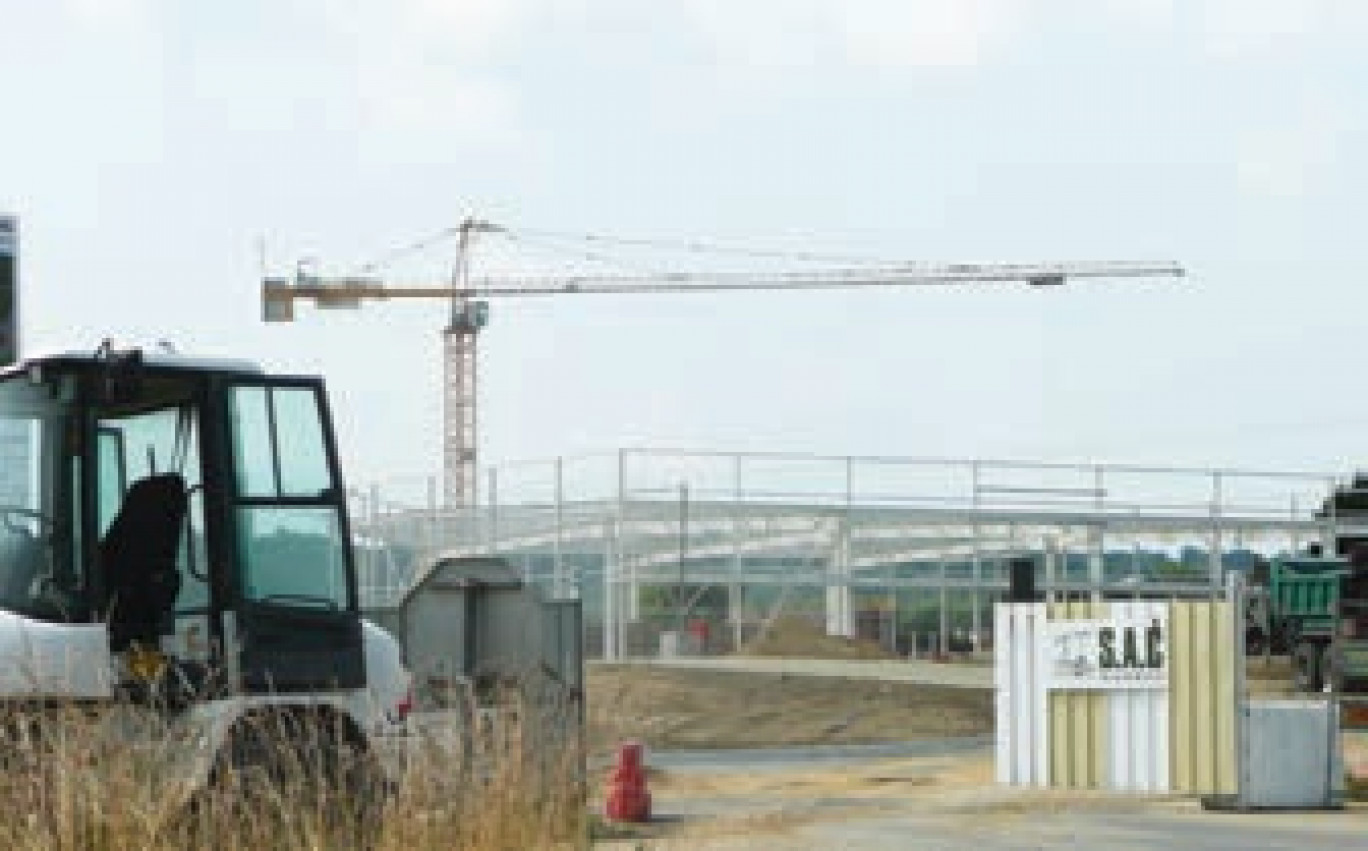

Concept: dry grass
[[0, 688, 588, 851]]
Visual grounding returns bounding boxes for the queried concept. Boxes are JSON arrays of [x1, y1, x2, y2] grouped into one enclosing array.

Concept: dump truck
[[1246, 556, 1349, 691], [1243, 545, 1368, 693], [0, 344, 413, 811], [1236, 473, 1368, 692]]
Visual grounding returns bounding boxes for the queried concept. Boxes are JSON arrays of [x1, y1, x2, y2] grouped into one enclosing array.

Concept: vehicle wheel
[[1267, 622, 1286, 655], [274, 714, 387, 846], [185, 713, 385, 848], [1245, 628, 1267, 657], [1293, 642, 1323, 693]]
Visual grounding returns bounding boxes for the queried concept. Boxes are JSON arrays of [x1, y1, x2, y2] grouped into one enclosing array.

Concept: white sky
[[0, 0, 1364, 494]]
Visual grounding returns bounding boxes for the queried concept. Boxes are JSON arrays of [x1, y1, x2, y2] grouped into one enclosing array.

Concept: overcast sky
[[0, 0, 1363, 499]]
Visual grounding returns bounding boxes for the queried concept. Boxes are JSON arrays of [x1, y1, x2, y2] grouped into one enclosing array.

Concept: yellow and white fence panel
[[995, 599, 1236, 795]]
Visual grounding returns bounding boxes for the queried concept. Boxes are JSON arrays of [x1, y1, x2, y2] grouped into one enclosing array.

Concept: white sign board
[[1044, 615, 1168, 690]]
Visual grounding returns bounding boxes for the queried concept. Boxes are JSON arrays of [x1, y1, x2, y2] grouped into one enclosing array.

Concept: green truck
[[1240, 474, 1368, 693], [1246, 554, 1368, 693], [1247, 557, 1345, 691]]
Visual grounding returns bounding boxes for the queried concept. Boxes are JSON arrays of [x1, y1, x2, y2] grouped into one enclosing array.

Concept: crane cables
[[351, 220, 905, 279], [509, 225, 899, 267]]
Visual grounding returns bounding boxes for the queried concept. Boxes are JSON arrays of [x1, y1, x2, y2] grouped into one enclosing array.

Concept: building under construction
[[351, 448, 1337, 659]]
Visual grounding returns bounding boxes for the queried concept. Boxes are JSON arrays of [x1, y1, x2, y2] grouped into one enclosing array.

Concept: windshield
[[0, 369, 79, 620]]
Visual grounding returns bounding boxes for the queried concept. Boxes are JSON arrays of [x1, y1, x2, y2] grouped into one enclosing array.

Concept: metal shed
[[368, 556, 583, 712]]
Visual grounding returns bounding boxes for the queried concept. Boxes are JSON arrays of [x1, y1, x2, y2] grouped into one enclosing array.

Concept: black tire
[[1293, 642, 1324, 693], [1245, 628, 1267, 657], [185, 711, 385, 848]]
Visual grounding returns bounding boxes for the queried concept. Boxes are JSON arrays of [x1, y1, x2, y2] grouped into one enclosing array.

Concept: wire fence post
[[1325, 475, 1339, 556], [970, 460, 982, 649], [1210, 471, 1224, 599], [487, 466, 499, 558], [1044, 534, 1057, 603], [676, 480, 689, 636], [732, 453, 744, 653], [425, 474, 438, 561], [604, 449, 625, 661], [938, 556, 949, 656], [554, 456, 565, 599], [1089, 523, 1104, 604]]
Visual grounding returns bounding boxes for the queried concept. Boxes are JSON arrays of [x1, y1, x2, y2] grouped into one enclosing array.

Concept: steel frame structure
[[352, 449, 1340, 660]]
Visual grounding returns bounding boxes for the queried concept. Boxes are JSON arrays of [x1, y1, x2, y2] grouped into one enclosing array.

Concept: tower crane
[[261, 218, 1185, 509]]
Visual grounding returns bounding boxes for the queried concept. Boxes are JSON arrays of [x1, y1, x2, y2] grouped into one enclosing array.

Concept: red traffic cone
[[604, 740, 652, 822]]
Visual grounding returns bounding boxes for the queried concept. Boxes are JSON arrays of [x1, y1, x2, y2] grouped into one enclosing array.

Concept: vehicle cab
[[0, 345, 409, 765]]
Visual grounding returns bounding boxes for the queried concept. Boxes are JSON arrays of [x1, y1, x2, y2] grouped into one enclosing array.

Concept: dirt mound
[[736, 616, 896, 660]]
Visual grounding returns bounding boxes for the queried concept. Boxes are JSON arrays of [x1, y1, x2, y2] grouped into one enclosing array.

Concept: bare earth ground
[[586, 656, 1368, 848], [596, 752, 1368, 850], [587, 655, 1302, 757], [586, 665, 993, 756]]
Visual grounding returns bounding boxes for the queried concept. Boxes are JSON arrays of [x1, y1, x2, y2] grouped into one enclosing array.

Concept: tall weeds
[[0, 681, 587, 850]]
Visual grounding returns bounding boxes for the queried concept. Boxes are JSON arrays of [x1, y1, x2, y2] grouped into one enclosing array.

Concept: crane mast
[[441, 326, 476, 508], [262, 225, 1185, 510], [442, 219, 497, 509]]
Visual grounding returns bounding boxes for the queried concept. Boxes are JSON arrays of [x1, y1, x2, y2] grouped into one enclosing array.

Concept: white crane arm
[[265, 260, 1183, 310]]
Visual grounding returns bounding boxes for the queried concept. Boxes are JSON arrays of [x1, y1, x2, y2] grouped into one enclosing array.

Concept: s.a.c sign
[[1043, 616, 1168, 690]]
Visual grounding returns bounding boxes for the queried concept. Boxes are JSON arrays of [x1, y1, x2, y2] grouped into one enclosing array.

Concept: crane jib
[[275, 262, 1184, 301]]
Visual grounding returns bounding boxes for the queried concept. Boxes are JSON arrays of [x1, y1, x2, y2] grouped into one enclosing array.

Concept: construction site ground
[[587, 654, 1296, 754], [586, 655, 1359, 848], [587, 663, 993, 754], [594, 747, 1368, 849]]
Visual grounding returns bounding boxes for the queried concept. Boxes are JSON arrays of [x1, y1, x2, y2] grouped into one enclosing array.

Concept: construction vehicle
[[1244, 556, 1346, 690], [1260, 549, 1368, 694], [1240, 474, 1368, 692], [0, 343, 412, 807]]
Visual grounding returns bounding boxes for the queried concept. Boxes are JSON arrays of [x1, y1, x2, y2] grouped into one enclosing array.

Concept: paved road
[[598, 656, 994, 689]]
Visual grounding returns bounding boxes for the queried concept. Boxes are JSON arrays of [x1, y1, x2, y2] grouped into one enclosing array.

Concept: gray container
[[1206, 698, 1344, 810]]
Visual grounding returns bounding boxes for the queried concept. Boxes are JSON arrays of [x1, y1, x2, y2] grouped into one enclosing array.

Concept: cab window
[[230, 385, 349, 610], [96, 403, 209, 614]]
